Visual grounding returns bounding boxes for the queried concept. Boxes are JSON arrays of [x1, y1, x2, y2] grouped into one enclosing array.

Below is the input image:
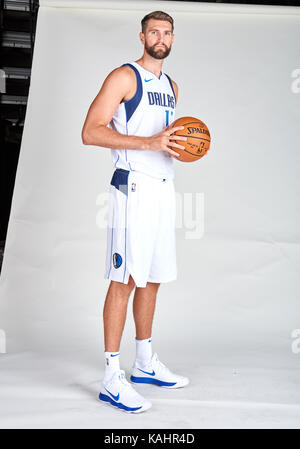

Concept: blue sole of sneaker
[[130, 375, 177, 387], [99, 393, 143, 412]]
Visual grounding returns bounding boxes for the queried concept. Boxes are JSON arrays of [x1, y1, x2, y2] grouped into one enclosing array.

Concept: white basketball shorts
[[104, 168, 177, 288]]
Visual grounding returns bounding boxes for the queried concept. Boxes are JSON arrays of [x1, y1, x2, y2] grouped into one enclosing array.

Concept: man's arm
[[81, 68, 185, 157], [171, 80, 178, 104]]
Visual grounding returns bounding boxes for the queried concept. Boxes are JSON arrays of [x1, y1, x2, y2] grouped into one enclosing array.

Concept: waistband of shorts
[[113, 167, 173, 182]]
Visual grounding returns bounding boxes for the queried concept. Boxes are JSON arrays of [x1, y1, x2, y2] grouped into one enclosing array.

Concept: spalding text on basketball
[[187, 127, 210, 136]]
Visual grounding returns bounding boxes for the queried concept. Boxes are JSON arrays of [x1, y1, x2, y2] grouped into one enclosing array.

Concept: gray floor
[[0, 346, 299, 429]]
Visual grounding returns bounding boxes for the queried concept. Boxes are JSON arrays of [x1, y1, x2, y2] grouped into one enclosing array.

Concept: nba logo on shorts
[[131, 182, 136, 192]]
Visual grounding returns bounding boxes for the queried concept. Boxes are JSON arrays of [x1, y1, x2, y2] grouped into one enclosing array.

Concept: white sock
[[103, 351, 120, 384], [135, 337, 153, 366]]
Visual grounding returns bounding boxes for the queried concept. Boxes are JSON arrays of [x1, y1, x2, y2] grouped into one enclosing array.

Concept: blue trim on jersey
[[122, 63, 143, 122], [108, 208, 114, 278], [123, 115, 129, 283], [99, 392, 142, 411], [165, 73, 176, 105], [123, 177, 128, 283], [110, 168, 130, 196], [125, 121, 128, 163], [114, 155, 120, 168], [130, 375, 177, 387]]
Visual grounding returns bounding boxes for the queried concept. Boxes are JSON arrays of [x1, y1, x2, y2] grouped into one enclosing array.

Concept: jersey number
[[165, 110, 174, 127]]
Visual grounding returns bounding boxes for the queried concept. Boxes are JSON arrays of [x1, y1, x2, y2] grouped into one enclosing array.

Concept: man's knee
[[147, 281, 160, 291], [127, 275, 136, 291], [110, 275, 135, 294]]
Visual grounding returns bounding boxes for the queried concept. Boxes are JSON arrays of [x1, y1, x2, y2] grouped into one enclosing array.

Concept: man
[[82, 11, 189, 414]]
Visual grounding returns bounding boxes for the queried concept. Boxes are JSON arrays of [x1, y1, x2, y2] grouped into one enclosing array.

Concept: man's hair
[[141, 11, 174, 34]]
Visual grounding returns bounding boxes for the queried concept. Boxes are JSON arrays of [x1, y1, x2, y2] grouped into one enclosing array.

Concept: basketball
[[171, 117, 211, 162]]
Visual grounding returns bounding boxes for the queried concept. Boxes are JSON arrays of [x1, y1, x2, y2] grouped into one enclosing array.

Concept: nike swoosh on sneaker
[[105, 388, 120, 401], [137, 368, 156, 376], [144, 78, 153, 82]]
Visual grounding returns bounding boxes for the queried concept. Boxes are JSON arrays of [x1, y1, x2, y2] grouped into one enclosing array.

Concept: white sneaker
[[130, 352, 189, 389], [99, 369, 152, 413]]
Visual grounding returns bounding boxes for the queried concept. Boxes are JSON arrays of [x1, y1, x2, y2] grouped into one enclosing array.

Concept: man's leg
[[130, 281, 189, 388], [132, 282, 160, 340], [103, 275, 136, 352], [100, 275, 152, 413], [131, 282, 160, 367]]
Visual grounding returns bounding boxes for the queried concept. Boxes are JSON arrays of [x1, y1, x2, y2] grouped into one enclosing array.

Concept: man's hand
[[146, 125, 187, 157]]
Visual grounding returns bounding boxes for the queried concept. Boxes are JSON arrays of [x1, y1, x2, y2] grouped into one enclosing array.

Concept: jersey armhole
[[121, 63, 143, 122], [165, 73, 177, 105]]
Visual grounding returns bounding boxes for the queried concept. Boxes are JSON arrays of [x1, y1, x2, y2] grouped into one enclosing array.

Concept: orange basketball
[[171, 117, 211, 162]]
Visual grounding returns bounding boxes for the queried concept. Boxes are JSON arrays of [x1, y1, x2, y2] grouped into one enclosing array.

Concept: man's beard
[[145, 42, 171, 60]]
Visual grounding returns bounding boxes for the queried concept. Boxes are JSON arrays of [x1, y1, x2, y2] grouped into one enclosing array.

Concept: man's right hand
[[146, 125, 187, 157]]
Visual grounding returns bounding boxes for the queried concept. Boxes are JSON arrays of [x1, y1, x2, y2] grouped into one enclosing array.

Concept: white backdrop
[[0, 0, 300, 429]]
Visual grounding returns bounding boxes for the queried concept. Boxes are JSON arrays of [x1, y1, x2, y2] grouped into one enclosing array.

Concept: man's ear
[[139, 31, 145, 45]]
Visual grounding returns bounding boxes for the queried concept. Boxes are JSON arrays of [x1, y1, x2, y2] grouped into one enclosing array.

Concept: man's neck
[[135, 55, 164, 79]]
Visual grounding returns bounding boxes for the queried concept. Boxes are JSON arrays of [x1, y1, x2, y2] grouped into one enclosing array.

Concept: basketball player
[[82, 11, 189, 413]]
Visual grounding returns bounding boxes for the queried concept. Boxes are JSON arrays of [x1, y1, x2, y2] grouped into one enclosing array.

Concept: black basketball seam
[[176, 121, 204, 126], [174, 120, 210, 130], [181, 148, 207, 157], [174, 134, 211, 143]]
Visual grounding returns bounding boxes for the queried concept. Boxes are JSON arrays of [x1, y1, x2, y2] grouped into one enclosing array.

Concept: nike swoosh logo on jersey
[[110, 353, 120, 357], [144, 78, 153, 82], [105, 388, 120, 401], [137, 368, 155, 376]]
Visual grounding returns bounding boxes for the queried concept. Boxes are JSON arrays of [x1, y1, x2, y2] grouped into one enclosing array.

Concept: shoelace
[[117, 370, 138, 394], [118, 370, 130, 385], [152, 353, 172, 376]]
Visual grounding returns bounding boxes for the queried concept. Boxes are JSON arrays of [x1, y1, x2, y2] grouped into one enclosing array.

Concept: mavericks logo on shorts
[[113, 252, 123, 269]]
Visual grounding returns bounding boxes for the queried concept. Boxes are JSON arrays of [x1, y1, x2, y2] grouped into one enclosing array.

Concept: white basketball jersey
[[109, 61, 176, 180]]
